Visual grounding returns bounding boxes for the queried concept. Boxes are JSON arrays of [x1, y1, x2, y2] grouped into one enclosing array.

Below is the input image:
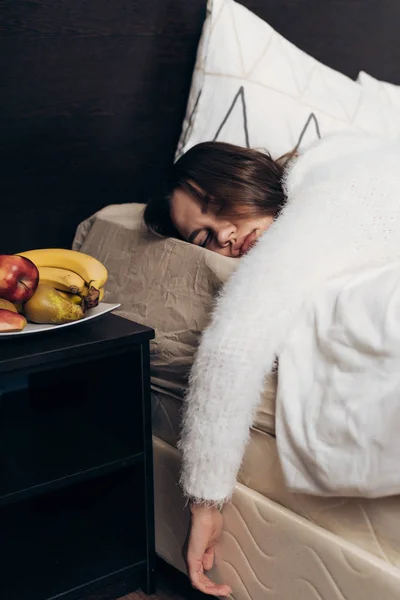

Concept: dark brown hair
[[143, 141, 292, 238]]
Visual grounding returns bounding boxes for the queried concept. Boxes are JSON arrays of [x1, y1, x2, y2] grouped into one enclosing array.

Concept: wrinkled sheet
[[276, 260, 400, 498], [72, 202, 237, 397]]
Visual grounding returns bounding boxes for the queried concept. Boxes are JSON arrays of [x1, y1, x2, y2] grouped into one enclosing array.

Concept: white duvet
[[277, 260, 400, 498], [179, 131, 400, 505]]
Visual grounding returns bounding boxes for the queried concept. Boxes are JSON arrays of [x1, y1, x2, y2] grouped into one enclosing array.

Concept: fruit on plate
[[0, 298, 18, 313], [17, 249, 108, 291], [23, 283, 85, 324], [0, 254, 39, 303], [38, 266, 86, 294], [0, 308, 27, 332]]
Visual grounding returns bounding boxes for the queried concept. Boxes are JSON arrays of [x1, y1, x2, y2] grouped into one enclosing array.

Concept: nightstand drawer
[[1, 466, 147, 600], [0, 348, 144, 504]]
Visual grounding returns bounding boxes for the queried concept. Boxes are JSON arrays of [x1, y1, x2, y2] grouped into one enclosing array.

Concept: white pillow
[[357, 71, 400, 112], [176, 0, 400, 160]]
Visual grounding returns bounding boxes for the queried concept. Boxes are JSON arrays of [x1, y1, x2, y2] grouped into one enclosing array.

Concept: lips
[[239, 230, 258, 256]]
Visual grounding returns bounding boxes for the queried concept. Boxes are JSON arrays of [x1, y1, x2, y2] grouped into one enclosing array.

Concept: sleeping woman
[[144, 132, 400, 596]]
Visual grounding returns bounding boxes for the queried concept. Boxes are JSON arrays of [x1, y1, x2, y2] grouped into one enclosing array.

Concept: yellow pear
[[24, 284, 85, 324]]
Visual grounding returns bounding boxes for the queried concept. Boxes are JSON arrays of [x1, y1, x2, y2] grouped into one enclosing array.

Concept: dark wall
[[1, 0, 206, 254], [245, 0, 400, 85]]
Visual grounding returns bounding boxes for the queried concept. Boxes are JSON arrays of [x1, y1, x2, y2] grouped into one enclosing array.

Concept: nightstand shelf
[[0, 450, 144, 508]]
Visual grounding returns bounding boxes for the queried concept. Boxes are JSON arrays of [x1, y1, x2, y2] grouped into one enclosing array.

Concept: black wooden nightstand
[[0, 312, 156, 600]]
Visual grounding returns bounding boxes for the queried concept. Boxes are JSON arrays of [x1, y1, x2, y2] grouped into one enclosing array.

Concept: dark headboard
[[3, 0, 400, 254]]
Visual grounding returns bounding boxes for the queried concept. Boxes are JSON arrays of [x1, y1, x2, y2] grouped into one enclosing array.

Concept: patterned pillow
[[357, 71, 400, 113], [72, 202, 238, 397], [177, 0, 400, 161]]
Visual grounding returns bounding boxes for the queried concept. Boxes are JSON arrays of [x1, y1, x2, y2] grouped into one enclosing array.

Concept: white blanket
[[277, 260, 400, 498]]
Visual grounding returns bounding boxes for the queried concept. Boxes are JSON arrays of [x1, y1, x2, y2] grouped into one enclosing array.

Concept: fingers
[[188, 565, 232, 597]]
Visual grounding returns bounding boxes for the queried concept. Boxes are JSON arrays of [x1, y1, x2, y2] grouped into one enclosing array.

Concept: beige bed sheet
[[151, 386, 400, 569]]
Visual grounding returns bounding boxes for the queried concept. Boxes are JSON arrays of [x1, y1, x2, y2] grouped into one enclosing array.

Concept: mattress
[[153, 436, 400, 600], [151, 386, 400, 569]]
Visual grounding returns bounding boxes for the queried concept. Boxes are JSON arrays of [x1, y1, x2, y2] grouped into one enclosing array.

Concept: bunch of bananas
[[16, 248, 108, 325], [18, 248, 108, 309]]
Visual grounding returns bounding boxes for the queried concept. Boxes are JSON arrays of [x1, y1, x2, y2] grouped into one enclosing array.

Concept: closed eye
[[200, 230, 213, 248]]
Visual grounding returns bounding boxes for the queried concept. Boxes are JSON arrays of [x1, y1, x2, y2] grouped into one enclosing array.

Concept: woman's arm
[[179, 227, 296, 594], [178, 235, 285, 503]]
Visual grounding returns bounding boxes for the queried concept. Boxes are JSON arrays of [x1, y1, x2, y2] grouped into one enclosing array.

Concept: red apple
[[0, 254, 39, 303], [0, 308, 27, 332]]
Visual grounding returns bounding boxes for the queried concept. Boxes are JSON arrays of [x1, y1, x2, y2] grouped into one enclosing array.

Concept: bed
[[5, 1, 400, 598], [73, 200, 400, 599]]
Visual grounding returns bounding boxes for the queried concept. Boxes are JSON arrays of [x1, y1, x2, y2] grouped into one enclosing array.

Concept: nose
[[215, 221, 237, 247]]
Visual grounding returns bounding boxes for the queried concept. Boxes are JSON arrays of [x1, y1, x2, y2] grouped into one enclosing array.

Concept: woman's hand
[[184, 503, 232, 597]]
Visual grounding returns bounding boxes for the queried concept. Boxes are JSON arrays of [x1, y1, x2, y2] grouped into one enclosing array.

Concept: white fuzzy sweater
[[178, 131, 400, 505]]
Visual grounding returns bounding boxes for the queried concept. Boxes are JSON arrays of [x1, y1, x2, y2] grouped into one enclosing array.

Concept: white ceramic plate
[[0, 302, 121, 337]]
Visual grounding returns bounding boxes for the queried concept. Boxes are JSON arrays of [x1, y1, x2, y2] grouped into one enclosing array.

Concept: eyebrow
[[188, 229, 202, 244]]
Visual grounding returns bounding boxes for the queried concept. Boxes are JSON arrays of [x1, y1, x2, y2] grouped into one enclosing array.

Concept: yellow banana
[[38, 266, 86, 294], [58, 286, 105, 306], [17, 248, 108, 290], [57, 291, 84, 305]]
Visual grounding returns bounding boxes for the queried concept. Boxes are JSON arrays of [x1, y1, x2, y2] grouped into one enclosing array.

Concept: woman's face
[[170, 187, 274, 258]]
